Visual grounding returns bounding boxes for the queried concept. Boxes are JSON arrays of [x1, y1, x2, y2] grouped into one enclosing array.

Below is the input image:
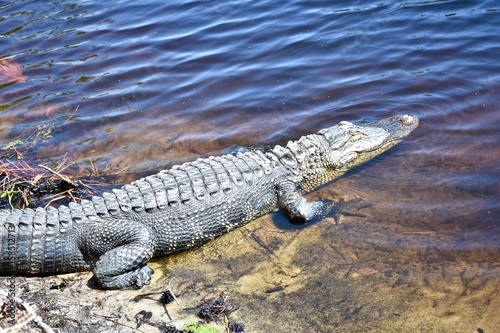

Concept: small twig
[[248, 231, 275, 256], [167, 277, 180, 306], [66, 189, 76, 202], [0, 288, 55, 333], [163, 307, 172, 322], [38, 164, 78, 187], [94, 313, 146, 332], [43, 195, 69, 209]]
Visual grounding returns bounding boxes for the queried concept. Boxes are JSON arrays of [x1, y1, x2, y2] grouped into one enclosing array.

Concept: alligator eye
[[350, 131, 366, 141]]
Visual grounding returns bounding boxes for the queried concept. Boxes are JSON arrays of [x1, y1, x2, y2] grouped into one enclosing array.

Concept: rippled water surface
[[1, 1, 499, 332]]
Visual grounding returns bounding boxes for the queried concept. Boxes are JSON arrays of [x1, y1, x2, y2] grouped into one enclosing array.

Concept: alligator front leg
[[77, 218, 156, 289], [277, 181, 369, 224]]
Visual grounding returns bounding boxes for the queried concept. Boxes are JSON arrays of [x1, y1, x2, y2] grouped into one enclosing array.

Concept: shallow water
[[1, 1, 499, 332]]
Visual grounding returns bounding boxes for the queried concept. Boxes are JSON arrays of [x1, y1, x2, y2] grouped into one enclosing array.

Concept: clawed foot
[[96, 266, 154, 290], [330, 198, 372, 224]]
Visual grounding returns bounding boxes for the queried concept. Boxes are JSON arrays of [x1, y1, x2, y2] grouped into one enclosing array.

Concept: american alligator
[[0, 115, 418, 289]]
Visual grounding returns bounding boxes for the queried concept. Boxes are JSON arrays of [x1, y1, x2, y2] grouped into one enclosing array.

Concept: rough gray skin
[[0, 115, 418, 289]]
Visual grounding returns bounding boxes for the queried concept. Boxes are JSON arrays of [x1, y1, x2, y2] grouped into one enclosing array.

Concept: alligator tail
[[0, 205, 89, 274]]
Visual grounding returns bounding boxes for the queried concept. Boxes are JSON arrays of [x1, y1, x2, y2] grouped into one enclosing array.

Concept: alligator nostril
[[398, 115, 414, 124]]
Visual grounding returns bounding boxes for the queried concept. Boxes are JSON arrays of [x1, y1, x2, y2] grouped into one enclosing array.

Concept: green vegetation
[[181, 322, 221, 333], [1, 139, 24, 151]]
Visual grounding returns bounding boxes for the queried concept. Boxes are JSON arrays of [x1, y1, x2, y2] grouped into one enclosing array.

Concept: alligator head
[[273, 114, 419, 192]]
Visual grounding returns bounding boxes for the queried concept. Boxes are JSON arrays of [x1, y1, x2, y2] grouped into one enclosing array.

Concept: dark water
[[1, 1, 499, 332]]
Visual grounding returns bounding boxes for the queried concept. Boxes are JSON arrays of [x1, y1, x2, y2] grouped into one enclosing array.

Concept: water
[[1, 1, 499, 332]]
